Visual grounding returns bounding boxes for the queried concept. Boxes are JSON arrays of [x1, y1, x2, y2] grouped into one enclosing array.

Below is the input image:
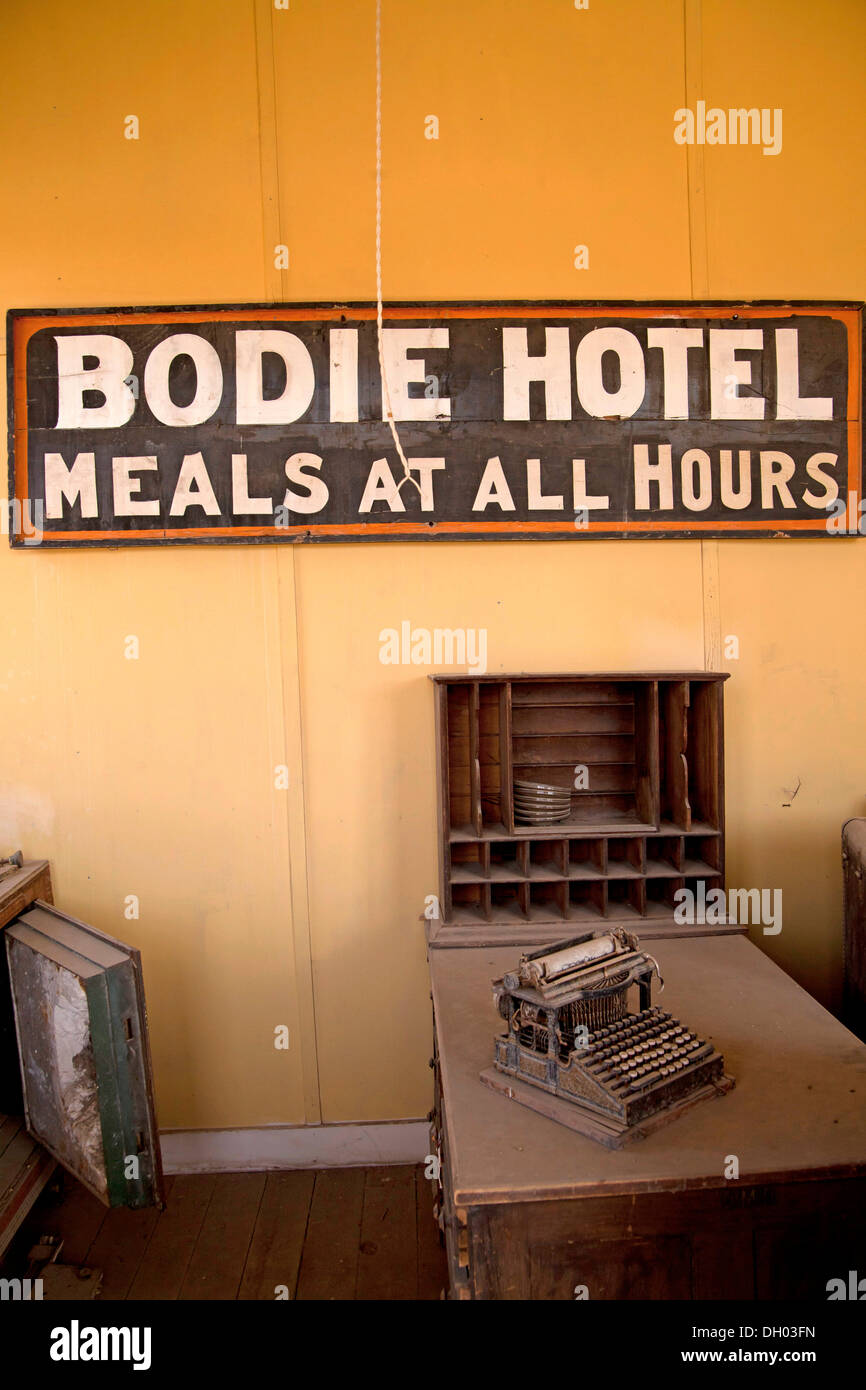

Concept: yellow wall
[[1, 0, 863, 1129]]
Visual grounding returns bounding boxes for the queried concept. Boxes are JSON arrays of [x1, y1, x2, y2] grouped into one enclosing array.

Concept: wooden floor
[[0, 1111, 56, 1258], [11, 1164, 448, 1300]]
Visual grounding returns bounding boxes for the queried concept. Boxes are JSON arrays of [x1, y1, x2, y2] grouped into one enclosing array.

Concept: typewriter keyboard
[[581, 1007, 714, 1095]]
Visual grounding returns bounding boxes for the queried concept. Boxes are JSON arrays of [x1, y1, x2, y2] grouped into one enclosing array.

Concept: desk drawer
[[458, 1177, 866, 1300]]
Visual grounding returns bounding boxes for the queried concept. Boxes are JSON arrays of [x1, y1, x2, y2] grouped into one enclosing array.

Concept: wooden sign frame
[[7, 300, 864, 547]]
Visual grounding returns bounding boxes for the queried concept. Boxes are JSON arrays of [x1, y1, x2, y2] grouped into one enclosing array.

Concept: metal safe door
[[4, 902, 165, 1209]]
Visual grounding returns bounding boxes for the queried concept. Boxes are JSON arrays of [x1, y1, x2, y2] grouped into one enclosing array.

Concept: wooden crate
[[0, 861, 56, 1257]]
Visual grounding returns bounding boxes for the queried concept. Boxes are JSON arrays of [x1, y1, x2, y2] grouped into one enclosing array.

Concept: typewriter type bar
[[480, 929, 733, 1148]]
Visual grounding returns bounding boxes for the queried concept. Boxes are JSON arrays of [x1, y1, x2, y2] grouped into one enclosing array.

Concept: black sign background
[[8, 302, 864, 547]]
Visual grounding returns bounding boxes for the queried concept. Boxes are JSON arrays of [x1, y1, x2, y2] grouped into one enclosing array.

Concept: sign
[[7, 302, 863, 547]]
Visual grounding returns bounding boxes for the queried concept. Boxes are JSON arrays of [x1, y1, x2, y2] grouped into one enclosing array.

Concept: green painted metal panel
[[4, 903, 165, 1209]]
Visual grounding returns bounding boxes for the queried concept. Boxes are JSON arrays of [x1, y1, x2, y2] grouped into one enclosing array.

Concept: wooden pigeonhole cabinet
[[427, 674, 866, 1300], [431, 672, 729, 946]]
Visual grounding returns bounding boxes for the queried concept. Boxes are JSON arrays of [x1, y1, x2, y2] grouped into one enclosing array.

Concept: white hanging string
[[375, 0, 421, 499]]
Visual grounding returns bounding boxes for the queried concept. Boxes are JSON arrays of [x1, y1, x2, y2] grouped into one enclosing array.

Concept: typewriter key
[[636, 1070, 662, 1089]]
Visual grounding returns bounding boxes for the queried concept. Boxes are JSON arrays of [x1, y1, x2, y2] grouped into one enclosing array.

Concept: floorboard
[[238, 1169, 315, 1300], [0, 1113, 21, 1158], [4, 1163, 448, 1299], [34, 1171, 108, 1266], [0, 1128, 36, 1191], [85, 1203, 164, 1300], [177, 1173, 266, 1301], [295, 1168, 365, 1301], [356, 1165, 419, 1301], [127, 1174, 213, 1300]]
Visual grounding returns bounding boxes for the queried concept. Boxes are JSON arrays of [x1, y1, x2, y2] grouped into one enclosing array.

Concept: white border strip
[[159, 1121, 430, 1174]]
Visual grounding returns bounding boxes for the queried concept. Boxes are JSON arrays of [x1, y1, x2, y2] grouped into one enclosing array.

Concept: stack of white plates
[[513, 778, 572, 824]]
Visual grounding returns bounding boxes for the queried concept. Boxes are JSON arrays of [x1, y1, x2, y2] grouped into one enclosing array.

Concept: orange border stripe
[[10, 303, 862, 544]]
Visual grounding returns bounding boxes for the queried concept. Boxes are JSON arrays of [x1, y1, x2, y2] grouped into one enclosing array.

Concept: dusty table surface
[[429, 934, 866, 1205]]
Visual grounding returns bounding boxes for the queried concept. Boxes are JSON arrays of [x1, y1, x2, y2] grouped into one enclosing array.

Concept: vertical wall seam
[[684, 0, 709, 302], [701, 538, 721, 670], [254, 0, 322, 1124], [276, 548, 323, 1125], [684, 0, 721, 671], [253, 0, 285, 304]]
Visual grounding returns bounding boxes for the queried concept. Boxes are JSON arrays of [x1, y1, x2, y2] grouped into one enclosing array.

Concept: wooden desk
[[429, 935, 866, 1299]]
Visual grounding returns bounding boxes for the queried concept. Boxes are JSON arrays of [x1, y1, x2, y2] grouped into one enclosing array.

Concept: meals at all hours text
[[42, 446, 841, 519]]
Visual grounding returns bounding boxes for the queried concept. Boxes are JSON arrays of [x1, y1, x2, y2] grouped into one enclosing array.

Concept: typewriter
[[481, 929, 733, 1147]]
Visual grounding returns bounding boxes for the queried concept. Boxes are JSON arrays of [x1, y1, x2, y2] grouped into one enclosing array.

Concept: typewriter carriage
[[493, 928, 661, 1072]]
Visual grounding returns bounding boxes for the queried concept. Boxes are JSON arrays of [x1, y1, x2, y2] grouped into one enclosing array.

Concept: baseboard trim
[[158, 1120, 431, 1174]]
